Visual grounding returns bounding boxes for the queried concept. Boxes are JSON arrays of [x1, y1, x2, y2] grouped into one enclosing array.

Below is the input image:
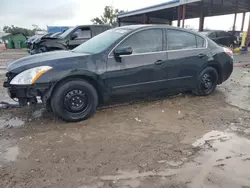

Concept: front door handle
[[198, 53, 205, 58], [155, 60, 163, 65]]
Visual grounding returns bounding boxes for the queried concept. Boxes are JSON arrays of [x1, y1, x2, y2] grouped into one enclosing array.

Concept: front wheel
[[51, 79, 98, 122], [194, 67, 218, 96]]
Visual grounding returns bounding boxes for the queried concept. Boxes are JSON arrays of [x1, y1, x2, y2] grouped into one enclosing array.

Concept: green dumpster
[[2, 33, 27, 49], [2, 35, 14, 49], [14, 41, 21, 49]]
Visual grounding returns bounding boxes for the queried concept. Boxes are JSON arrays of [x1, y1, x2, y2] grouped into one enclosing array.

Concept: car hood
[[33, 36, 59, 44], [7, 51, 90, 73]]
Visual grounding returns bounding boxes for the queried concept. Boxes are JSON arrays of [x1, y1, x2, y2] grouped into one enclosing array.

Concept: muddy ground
[[0, 51, 250, 188]]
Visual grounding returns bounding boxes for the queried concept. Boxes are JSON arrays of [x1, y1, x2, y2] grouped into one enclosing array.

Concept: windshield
[[51, 32, 61, 38], [58, 27, 75, 39], [72, 28, 130, 54]]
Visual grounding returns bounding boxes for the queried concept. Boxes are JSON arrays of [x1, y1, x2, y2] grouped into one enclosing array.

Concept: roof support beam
[[233, 13, 237, 31], [241, 12, 246, 31], [182, 5, 186, 28], [199, 12, 205, 31], [246, 13, 250, 47], [177, 6, 182, 27], [199, 1, 205, 32], [142, 14, 149, 24]]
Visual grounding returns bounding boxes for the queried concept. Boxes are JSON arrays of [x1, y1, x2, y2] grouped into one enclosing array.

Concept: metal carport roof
[[117, 0, 250, 24]]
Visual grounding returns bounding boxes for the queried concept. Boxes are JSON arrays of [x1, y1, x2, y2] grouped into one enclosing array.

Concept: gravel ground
[[0, 50, 250, 188]]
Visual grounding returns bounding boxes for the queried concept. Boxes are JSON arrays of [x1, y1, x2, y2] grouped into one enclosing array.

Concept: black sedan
[[200, 30, 237, 49], [3, 25, 233, 122]]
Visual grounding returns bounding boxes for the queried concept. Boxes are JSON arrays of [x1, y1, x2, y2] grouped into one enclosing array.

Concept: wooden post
[[182, 5, 186, 28], [241, 12, 246, 31]]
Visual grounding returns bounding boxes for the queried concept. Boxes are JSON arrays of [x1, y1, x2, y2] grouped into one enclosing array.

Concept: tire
[[51, 79, 98, 122], [194, 67, 218, 96]]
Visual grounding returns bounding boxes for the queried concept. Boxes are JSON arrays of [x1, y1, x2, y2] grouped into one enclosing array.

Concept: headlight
[[10, 66, 52, 85]]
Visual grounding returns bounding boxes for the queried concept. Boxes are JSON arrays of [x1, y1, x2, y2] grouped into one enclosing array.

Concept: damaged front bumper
[[3, 72, 52, 105]]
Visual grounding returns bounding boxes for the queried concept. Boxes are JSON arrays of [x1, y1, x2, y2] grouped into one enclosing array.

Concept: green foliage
[[3, 25, 36, 36], [91, 6, 125, 27]]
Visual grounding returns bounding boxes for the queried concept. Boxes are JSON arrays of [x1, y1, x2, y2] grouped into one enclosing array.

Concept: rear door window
[[196, 36, 206, 48], [216, 31, 228, 38], [167, 30, 197, 50], [208, 32, 216, 38]]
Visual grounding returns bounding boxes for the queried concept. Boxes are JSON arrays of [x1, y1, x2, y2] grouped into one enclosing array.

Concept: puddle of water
[[3, 146, 19, 162], [100, 169, 178, 181], [189, 130, 250, 188], [0, 116, 24, 129], [32, 108, 46, 119], [0, 139, 19, 164], [192, 130, 230, 147], [99, 131, 250, 188]]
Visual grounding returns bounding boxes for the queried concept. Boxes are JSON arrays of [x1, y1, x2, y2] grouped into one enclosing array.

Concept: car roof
[[76, 24, 111, 28], [117, 25, 205, 37]]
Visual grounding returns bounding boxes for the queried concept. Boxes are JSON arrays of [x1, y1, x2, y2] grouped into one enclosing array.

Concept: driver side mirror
[[114, 46, 133, 57], [71, 33, 78, 40]]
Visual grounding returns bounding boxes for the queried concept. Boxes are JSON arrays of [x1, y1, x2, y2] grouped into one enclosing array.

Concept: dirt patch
[[0, 52, 250, 187]]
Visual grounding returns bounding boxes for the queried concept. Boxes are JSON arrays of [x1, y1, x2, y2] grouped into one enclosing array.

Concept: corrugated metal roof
[[117, 0, 203, 19]]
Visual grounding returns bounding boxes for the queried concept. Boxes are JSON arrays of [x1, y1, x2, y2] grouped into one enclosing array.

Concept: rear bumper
[[222, 58, 233, 82]]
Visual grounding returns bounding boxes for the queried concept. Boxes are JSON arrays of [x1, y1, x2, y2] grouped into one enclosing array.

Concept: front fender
[[35, 69, 108, 103], [40, 40, 67, 50]]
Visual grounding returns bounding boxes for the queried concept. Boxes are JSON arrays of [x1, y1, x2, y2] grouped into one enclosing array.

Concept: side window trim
[[108, 28, 208, 58]]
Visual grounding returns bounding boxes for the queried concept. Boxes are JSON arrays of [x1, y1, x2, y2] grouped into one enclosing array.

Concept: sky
[[0, 0, 249, 31]]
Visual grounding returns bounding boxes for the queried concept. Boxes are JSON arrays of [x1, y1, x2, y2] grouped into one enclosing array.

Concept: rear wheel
[[194, 67, 218, 96], [51, 79, 98, 122]]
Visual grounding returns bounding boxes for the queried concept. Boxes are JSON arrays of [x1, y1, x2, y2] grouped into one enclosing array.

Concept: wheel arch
[[40, 41, 67, 51], [205, 61, 223, 84], [46, 74, 106, 105]]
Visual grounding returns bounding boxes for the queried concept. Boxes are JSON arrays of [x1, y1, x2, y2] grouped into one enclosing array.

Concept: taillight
[[223, 47, 233, 59]]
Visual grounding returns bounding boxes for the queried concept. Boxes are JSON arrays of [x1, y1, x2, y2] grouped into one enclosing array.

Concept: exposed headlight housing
[[223, 47, 234, 59], [10, 66, 52, 85]]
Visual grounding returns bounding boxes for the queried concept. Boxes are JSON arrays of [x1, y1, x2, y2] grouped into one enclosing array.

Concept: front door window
[[116, 28, 163, 54]]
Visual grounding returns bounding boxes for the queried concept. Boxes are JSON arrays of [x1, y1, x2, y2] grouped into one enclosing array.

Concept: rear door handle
[[198, 53, 206, 58], [155, 60, 163, 65]]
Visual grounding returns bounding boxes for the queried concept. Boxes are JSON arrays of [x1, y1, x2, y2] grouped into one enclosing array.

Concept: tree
[[91, 6, 125, 27], [3, 25, 36, 36]]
